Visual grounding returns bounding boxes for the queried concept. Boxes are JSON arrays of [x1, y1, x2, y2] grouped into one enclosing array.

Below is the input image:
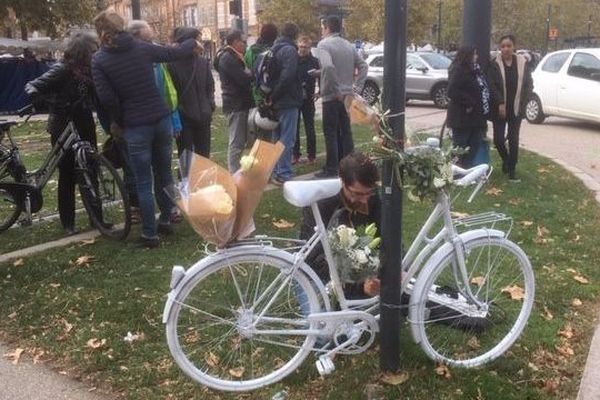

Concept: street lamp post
[[437, 1, 443, 52], [589, 15, 593, 46], [132, 0, 141, 20], [379, 0, 406, 373], [462, 0, 491, 70], [545, 3, 552, 56]]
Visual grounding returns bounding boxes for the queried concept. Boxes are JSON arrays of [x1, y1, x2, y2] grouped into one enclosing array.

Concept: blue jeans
[[273, 108, 300, 181], [124, 116, 175, 239]]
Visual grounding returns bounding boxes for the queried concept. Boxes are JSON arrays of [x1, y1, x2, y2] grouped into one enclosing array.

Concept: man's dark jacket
[[91, 31, 195, 128], [446, 63, 488, 129], [216, 47, 253, 113], [270, 37, 303, 110]]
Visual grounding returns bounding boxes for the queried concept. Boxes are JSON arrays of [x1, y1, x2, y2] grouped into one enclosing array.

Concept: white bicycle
[[162, 163, 535, 392]]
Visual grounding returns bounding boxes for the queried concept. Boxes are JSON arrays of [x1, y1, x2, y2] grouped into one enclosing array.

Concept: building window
[[183, 6, 198, 27]]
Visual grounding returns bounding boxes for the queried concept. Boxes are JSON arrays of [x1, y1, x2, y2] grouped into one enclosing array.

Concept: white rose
[[433, 177, 446, 188], [337, 225, 357, 247], [355, 249, 368, 264], [364, 246, 371, 256]]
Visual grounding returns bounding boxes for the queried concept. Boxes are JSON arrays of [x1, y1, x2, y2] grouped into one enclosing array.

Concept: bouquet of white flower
[[328, 223, 381, 283]]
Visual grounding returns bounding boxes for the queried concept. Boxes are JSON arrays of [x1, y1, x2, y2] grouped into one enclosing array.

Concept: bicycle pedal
[[315, 355, 335, 376]]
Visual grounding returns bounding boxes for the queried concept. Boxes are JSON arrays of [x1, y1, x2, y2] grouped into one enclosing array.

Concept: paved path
[[1, 102, 599, 398]]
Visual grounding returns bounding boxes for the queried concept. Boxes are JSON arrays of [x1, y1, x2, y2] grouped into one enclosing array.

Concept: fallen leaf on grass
[[434, 363, 452, 379], [571, 234, 581, 242], [12, 258, 24, 267], [537, 167, 551, 174], [450, 211, 470, 219], [74, 255, 95, 267], [566, 268, 578, 274], [556, 341, 574, 357], [205, 352, 220, 368], [485, 187, 503, 197], [558, 323, 574, 339], [573, 275, 589, 284], [543, 378, 560, 394], [501, 285, 525, 301], [508, 198, 521, 206], [4, 348, 24, 365], [8, 311, 17, 319], [228, 366, 245, 378], [272, 219, 295, 229], [49, 283, 61, 288], [470, 276, 486, 287], [123, 331, 145, 343], [467, 336, 481, 350], [519, 221, 534, 227], [542, 306, 554, 321], [79, 238, 96, 246], [536, 226, 551, 237], [380, 371, 410, 385], [86, 338, 107, 350], [572, 298, 583, 307]]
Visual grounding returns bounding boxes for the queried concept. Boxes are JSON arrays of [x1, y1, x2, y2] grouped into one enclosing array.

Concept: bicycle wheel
[[78, 151, 131, 240], [409, 236, 535, 367], [0, 187, 21, 232], [165, 251, 321, 392]]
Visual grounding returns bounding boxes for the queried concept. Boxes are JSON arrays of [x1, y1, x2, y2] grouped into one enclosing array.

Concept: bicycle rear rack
[[453, 211, 514, 237]]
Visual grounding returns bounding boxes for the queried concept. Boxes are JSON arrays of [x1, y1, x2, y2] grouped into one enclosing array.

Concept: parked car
[[526, 48, 600, 125], [361, 51, 451, 108]]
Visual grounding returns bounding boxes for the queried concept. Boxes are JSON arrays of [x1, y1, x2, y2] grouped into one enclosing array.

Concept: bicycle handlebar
[[18, 104, 34, 118], [452, 164, 490, 187]]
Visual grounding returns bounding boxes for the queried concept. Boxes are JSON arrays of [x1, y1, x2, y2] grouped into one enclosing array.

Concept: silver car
[[361, 51, 451, 108]]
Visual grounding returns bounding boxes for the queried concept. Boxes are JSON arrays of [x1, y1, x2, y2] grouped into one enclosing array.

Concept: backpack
[[253, 44, 282, 98]]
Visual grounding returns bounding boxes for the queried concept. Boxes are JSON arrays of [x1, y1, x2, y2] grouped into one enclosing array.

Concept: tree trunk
[[19, 20, 28, 40]]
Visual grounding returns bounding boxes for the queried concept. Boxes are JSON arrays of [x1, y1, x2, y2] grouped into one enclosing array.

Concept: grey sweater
[[317, 34, 368, 103]]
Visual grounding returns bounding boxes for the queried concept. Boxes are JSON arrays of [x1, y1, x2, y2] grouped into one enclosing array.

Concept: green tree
[[258, 0, 321, 39]]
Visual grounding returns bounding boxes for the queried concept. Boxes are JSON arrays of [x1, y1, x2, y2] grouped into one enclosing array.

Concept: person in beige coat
[[488, 34, 533, 182]]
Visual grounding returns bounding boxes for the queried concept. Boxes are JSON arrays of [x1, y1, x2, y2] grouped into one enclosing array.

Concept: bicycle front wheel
[[409, 236, 535, 367], [78, 151, 130, 240], [0, 186, 21, 232], [165, 251, 321, 392]]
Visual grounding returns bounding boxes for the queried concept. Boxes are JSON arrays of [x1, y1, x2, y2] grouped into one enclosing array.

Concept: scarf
[[474, 63, 490, 116]]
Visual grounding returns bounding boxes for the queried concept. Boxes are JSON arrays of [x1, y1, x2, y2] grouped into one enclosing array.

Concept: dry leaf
[[4, 348, 24, 365], [272, 219, 295, 229], [572, 234, 581, 242], [206, 352, 220, 368], [542, 306, 554, 321], [566, 268, 577, 274], [470, 276, 486, 287], [572, 298, 583, 307], [485, 187, 503, 197], [12, 258, 24, 267], [434, 363, 452, 379], [450, 211, 470, 219], [8, 311, 17, 319], [555, 341, 574, 357], [558, 323, 574, 339], [380, 371, 410, 385], [228, 366, 245, 378], [49, 283, 61, 288], [501, 285, 525, 301], [536, 226, 551, 238], [86, 338, 107, 349], [574, 275, 589, 284], [520, 221, 534, 227], [79, 238, 96, 246], [467, 336, 481, 350], [537, 167, 551, 174], [543, 378, 560, 394], [75, 255, 95, 267], [508, 198, 520, 206]]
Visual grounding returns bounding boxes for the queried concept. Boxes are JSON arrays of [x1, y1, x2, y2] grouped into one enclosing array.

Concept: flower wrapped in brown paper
[[344, 94, 380, 128], [177, 155, 237, 246], [232, 139, 285, 239]]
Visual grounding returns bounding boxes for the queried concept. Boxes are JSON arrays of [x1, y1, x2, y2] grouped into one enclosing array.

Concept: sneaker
[[314, 170, 337, 179], [64, 227, 80, 236], [157, 223, 174, 236], [136, 236, 160, 249], [508, 171, 521, 182]]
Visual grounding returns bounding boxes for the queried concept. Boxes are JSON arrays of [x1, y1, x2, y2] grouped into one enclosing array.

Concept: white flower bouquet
[[328, 223, 381, 283]]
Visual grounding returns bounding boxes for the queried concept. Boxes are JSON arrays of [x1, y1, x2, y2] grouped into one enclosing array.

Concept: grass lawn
[[1, 112, 600, 399]]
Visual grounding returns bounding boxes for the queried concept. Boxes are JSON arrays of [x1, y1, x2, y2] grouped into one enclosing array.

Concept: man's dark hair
[[63, 33, 98, 72], [322, 15, 342, 34], [339, 152, 379, 187], [281, 22, 299, 41], [451, 45, 476, 71], [226, 30, 243, 46], [259, 23, 278, 45], [499, 34, 516, 45]]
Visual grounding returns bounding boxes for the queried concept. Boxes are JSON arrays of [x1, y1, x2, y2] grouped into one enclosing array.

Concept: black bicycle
[[0, 104, 131, 239]]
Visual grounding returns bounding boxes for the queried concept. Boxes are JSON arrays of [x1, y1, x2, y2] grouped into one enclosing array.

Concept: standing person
[[315, 15, 368, 178], [244, 23, 278, 105], [488, 35, 533, 182], [91, 10, 198, 248], [168, 27, 216, 161], [446, 46, 491, 168], [293, 35, 319, 165], [215, 30, 253, 172], [270, 22, 303, 185], [24, 33, 101, 236]]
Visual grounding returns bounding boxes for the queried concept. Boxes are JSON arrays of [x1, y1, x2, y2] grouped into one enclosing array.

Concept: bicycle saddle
[[283, 178, 342, 208]]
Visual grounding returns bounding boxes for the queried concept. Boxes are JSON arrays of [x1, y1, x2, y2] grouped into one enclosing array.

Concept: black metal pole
[[462, 0, 491, 70], [379, 0, 406, 373], [589, 15, 593, 46], [437, 0, 442, 52], [131, 0, 141, 20], [545, 3, 552, 55]]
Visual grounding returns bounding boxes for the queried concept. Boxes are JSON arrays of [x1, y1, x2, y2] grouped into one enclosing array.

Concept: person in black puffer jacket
[[446, 46, 491, 168], [24, 33, 100, 236], [215, 30, 254, 173], [91, 10, 197, 248], [168, 27, 216, 159]]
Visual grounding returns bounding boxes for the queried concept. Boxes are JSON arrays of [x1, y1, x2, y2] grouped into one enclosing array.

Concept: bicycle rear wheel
[[78, 151, 131, 240], [0, 187, 21, 232], [165, 251, 320, 392], [409, 236, 535, 367]]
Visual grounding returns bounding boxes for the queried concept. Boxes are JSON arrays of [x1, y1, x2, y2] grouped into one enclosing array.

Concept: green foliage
[[258, 0, 321, 39]]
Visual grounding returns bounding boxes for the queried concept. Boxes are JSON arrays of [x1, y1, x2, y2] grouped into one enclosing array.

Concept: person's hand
[[498, 103, 506, 119], [363, 277, 381, 297], [194, 40, 204, 55]]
